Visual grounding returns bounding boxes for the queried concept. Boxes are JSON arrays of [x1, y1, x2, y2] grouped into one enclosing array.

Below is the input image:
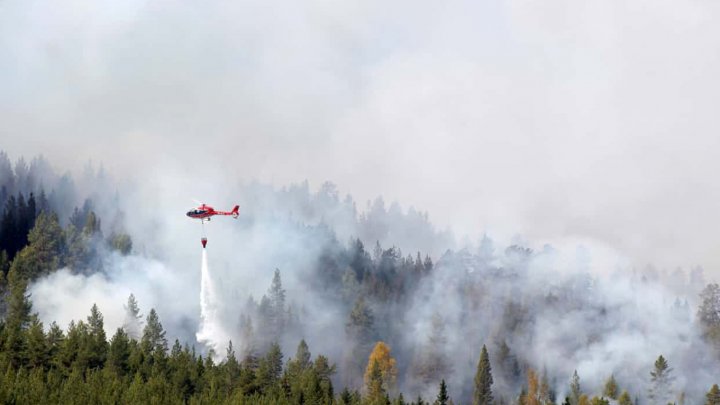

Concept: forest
[[1, 150, 720, 405]]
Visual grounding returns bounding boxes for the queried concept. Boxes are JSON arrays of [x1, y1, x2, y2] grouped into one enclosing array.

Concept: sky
[[2, 0, 720, 271]]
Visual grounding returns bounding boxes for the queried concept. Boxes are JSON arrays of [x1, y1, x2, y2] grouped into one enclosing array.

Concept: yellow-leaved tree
[[364, 341, 398, 402]]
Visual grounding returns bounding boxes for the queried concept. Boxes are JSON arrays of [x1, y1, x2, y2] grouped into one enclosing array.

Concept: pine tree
[[346, 297, 376, 386], [473, 344, 493, 405], [413, 313, 451, 385], [436, 379, 450, 405], [0, 196, 19, 258], [268, 268, 286, 340], [569, 370, 581, 405], [256, 341, 283, 393], [340, 388, 354, 404], [414, 252, 424, 276], [495, 339, 521, 386], [698, 284, 720, 347], [225, 340, 240, 375], [295, 338, 311, 370], [109, 232, 132, 255], [603, 374, 618, 400], [9, 211, 64, 280], [648, 355, 674, 403], [3, 273, 32, 368], [347, 297, 375, 342], [107, 328, 131, 376], [617, 390, 632, 405], [141, 308, 167, 355], [25, 315, 48, 369], [123, 294, 143, 340], [423, 255, 433, 273], [313, 354, 336, 395], [46, 321, 65, 364], [707, 384, 720, 405], [87, 303, 108, 369]]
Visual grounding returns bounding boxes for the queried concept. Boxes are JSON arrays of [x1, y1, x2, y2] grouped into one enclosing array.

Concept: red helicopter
[[186, 204, 239, 221], [186, 203, 239, 248]]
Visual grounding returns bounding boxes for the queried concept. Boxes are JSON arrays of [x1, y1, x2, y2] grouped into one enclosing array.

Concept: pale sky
[[2, 0, 720, 270]]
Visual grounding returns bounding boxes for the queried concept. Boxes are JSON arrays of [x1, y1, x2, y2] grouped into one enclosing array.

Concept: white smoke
[[24, 177, 720, 403], [196, 248, 229, 358], [29, 253, 200, 343]]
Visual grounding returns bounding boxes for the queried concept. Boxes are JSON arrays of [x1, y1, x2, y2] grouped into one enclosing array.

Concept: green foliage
[[603, 374, 618, 400], [436, 379, 450, 405], [141, 308, 167, 356], [0, 192, 39, 261], [87, 303, 108, 369], [473, 344, 493, 405], [256, 342, 283, 394], [699, 283, 720, 351], [9, 211, 64, 280], [108, 232, 132, 255], [617, 390, 632, 405], [0, 303, 329, 403], [108, 328, 131, 376], [707, 384, 720, 405], [649, 355, 675, 403], [2, 274, 32, 368]]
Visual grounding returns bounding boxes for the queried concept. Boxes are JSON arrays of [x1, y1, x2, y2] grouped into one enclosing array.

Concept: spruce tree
[[707, 384, 720, 405], [473, 344, 493, 405], [25, 315, 48, 369], [107, 328, 131, 376], [86, 303, 108, 369], [436, 379, 449, 405], [648, 355, 674, 403], [569, 370, 581, 405], [603, 374, 618, 400], [346, 297, 376, 383], [9, 211, 64, 280], [46, 321, 65, 364], [413, 313, 451, 385], [3, 273, 32, 368], [256, 342, 283, 393], [617, 390, 632, 405], [698, 284, 720, 347], [268, 268, 286, 339], [141, 309, 167, 355], [295, 338, 311, 370], [122, 294, 143, 340]]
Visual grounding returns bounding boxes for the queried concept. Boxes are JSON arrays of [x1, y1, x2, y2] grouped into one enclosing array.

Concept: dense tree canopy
[[0, 151, 719, 403]]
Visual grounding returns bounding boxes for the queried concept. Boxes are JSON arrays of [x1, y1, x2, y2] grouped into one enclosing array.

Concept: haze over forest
[[3, 0, 720, 404], [3, 0, 720, 269]]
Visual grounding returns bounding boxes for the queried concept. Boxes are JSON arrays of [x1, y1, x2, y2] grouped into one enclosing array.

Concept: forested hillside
[[1, 151, 720, 404]]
